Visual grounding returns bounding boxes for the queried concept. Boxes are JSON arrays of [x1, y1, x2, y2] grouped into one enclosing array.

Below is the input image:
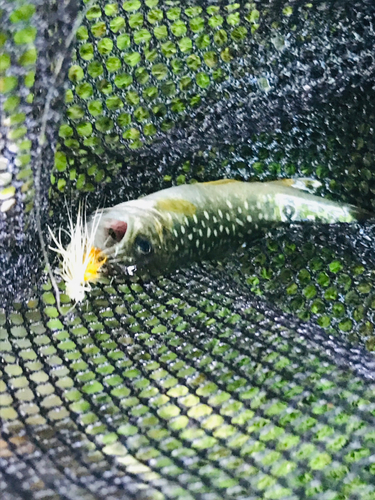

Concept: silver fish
[[87, 178, 371, 277]]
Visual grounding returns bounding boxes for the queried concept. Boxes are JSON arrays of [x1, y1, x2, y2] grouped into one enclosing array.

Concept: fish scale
[[88, 179, 372, 278]]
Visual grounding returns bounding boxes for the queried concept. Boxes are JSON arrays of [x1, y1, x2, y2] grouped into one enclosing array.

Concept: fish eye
[[134, 235, 152, 255]]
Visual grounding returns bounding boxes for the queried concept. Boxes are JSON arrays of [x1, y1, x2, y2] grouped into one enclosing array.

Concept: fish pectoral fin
[[273, 177, 323, 194]]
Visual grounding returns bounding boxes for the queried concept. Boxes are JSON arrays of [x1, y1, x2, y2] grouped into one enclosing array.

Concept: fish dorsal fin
[[273, 177, 323, 194], [202, 179, 241, 186]]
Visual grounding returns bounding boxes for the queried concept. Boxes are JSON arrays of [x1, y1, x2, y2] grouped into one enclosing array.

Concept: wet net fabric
[[2, 1, 375, 499]]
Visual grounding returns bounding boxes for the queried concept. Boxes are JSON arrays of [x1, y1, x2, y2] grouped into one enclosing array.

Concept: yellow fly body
[[48, 203, 106, 303]]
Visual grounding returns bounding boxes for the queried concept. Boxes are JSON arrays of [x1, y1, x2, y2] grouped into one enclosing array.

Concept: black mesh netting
[[2, 0, 375, 498]]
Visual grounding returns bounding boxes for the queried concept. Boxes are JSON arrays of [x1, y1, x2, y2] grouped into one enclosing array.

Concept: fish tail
[[272, 177, 373, 222], [346, 204, 373, 222]]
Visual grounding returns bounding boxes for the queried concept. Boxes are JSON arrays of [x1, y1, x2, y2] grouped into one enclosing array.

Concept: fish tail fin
[[347, 204, 374, 223], [271, 177, 374, 222]]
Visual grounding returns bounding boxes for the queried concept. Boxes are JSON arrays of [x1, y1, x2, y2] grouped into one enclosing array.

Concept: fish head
[[88, 199, 169, 274]]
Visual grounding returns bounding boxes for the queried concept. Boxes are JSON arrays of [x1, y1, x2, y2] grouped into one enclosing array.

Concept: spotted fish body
[[88, 179, 371, 277]]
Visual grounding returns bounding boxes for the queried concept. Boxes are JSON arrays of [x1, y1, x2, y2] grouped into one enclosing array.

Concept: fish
[[85, 178, 372, 279]]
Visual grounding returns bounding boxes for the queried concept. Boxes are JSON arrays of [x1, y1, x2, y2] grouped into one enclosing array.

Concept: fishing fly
[[48, 202, 107, 305]]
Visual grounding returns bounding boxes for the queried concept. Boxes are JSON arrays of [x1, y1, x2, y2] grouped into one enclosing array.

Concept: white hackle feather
[[48, 202, 103, 304]]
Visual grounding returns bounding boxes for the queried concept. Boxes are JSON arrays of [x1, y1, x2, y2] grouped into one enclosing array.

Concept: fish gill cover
[[1, 0, 375, 499]]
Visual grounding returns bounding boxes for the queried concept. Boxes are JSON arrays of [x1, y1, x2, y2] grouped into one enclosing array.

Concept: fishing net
[[2, 0, 375, 498]]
